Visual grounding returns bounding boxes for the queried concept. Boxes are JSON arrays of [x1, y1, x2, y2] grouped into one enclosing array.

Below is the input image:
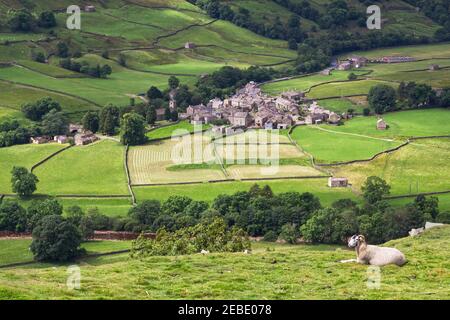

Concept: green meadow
[[133, 178, 359, 206], [0, 81, 97, 115], [332, 138, 450, 195], [0, 239, 132, 266], [291, 126, 402, 163], [261, 70, 367, 95], [306, 80, 398, 99], [389, 193, 450, 212], [345, 42, 450, 60], [0, 226, 448, 299], [0, 63, 195, 107], [0, 143, 67, 194], [327, 109, 450, 139], [146, 121, 210, 140], [34, 140, 128, 196]]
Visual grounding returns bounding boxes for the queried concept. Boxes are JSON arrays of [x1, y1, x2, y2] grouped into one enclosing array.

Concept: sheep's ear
[[358, 235, 365, 242]]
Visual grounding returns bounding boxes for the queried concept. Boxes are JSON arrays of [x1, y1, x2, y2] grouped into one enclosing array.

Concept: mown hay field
[[226, 164, 324, 180], [128, 136, 225, 185]]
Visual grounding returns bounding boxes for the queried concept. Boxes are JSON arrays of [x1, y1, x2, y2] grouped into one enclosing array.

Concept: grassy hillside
[[0, 143, 68, 194], [331, 138, 450, 195], [0, 226, 448, 299]]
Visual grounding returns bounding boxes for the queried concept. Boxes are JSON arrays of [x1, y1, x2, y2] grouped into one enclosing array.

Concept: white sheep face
[[348, 235, 359, 248]]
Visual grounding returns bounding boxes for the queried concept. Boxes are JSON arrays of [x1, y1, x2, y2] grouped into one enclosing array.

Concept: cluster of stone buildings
[[336, 55, 418, 70], [31, 124, 98, 146], [337, 56, 368, 70], [180, 82, 343, 132]]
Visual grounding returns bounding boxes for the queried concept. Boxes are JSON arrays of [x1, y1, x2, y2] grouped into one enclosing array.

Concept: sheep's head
[[348, 235, 365, 248]]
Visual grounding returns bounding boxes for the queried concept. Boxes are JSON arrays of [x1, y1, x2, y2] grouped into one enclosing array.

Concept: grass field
[[327, 109, 450, 139], [0, 81, 98, 115], [345, 42, 450, 60], [34, 140, 128, 195], [389, 193, 450, 212], [133, 178, 358, 205], [331, 138, 450, 196], [0, 226, 448, 299], [306, 80, 398, 99], [261, 71, 367, 95], [146, 121, 210, 140], [316, 98, 367, 114], [0, 239, 132, 266], [0, 64, 195, 107], [291, 125, 402, 164], [0, 143, 67, 194]]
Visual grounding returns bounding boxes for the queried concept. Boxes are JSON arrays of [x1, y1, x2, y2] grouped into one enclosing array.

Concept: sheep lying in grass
[[341, 235, 407, 267]]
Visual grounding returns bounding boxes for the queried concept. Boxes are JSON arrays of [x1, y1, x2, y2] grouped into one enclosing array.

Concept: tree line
[[2, 176, 448, 261], [368, 82, 450, 114]]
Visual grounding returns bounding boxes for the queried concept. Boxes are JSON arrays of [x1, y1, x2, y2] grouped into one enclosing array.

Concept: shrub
[[0, 200, 27, 232], [279, 223, 299, 244], [130, 217, 250, 257], [27, 198, 63, 231], [263, 230, 278, 242], [128, 200, 161, 226], [30, 215, 84, 262], [436, 211, 450, 224]]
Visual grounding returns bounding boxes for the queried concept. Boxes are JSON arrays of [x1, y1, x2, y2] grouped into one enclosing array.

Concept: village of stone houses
[[0, 0, 449, 301]]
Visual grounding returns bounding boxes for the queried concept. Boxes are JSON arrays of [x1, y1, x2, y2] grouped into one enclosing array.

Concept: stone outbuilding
[[377, 118, 387, 130], [328, 177, 348, 188]]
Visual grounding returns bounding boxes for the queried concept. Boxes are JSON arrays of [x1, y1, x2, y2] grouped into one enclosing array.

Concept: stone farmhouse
[[74, 131, 99, 146], [181, 81, 340, 133], [337, 56, 368, 70], [31, 124, 99, 147]]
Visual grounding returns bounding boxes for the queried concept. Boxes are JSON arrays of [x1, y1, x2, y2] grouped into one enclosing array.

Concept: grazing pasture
[[1, 226, 448, 299], [306, 80, 398, 99], [345, 42, 450, 60], [291, 125, 402, 164], [34, 140, 128, 195], [0, 143, 67, 194], [0, 239, 133, 266], [133, 178, 357, 205], [328, 109, 450, 139], [146, 121, 210, 140], [0, 82, 97, 115], [0, 64, 194, 107], [331, 138, 450, 195], [261, 70, 367, 95]]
